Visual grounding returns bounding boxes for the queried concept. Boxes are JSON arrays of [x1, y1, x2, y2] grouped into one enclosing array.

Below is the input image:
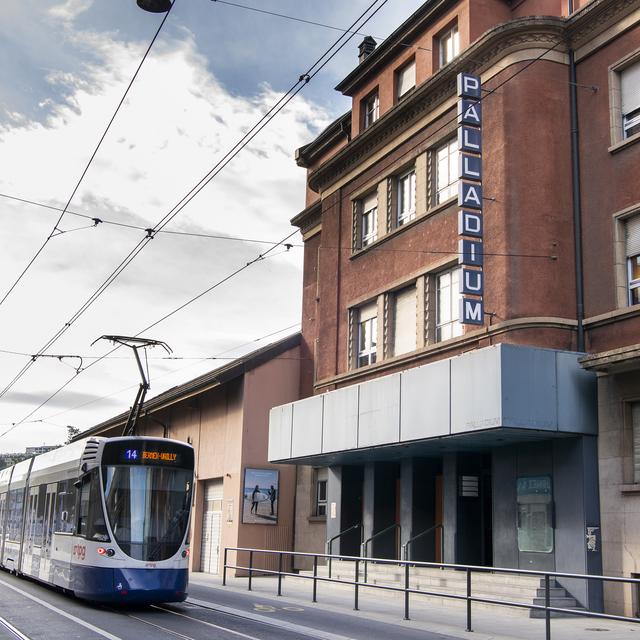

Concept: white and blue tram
[[0, 436, 194, 603]]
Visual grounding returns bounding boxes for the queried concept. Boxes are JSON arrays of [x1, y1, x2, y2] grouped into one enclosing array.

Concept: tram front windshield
[[103, 462, 192, 562]]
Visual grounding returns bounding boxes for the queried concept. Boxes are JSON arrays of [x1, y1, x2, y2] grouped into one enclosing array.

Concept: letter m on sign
[[460, 298, 484, 325]]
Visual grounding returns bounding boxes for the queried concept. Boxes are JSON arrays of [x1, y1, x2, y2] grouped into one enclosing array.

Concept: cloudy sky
[[0, 0, 425, 452]]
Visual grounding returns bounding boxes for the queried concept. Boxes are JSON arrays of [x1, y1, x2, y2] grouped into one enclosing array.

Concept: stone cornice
[[567, 0, 640, 50], [579, 342, 640, 372], [314, 316, 576, 390], [291, 200, 322, 234], [308, 17, 566, 194]]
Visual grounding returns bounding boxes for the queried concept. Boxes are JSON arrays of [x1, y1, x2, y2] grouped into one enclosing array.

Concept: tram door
[[22, 486, 39, 573], [200, 479, 223, 574], [40, 484, 57, 580]]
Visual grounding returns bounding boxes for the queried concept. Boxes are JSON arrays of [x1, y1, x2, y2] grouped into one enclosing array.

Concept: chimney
[[358, 36, 377, 63]]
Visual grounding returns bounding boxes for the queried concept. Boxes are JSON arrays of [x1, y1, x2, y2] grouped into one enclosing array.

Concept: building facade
[[83, 334, 301, 575], [268, 0, 640, 616]]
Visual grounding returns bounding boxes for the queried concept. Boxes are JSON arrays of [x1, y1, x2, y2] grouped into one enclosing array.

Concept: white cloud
[[0, 20, 329, 452], [48, 0, 94, 22]]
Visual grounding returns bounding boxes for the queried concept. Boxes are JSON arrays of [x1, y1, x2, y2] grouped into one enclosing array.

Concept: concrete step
[[535, 587, 566, 598], [284, 574, 533, 616]]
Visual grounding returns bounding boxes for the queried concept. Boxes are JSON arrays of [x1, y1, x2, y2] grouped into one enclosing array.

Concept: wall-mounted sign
[[242, 468, 279, 525], [457, 72, 484, 325]]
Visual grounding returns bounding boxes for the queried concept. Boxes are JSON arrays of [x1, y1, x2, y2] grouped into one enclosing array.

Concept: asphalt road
[[0, 571, 458, 640]]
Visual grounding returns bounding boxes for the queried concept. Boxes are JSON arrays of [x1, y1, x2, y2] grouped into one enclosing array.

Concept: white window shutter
[[621, 62, 640, 115], [363, 192, 378, 213], [393, 286, 417, 355], [397, 60, 416, 98], [626, 215, 640, 257], [359, 301, 377, 322]]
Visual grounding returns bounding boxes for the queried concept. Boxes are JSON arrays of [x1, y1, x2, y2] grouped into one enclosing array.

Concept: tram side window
[[54, 480, 76, 534], [0, 493, 6, 534], [7, 489, 24, 543], [77, 470, 109, 542]]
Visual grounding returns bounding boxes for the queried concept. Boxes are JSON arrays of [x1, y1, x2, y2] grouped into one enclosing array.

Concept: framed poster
[[242, 468, 279, 525]]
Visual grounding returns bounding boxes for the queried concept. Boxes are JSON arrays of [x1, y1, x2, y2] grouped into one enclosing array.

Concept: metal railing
[[222, 547, 640, 640], [402, 524, 444, 562], [360, 523, 400, 583], [325, 524, 361, 580]]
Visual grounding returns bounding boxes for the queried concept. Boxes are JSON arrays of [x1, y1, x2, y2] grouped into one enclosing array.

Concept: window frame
[[313, 468, 328, 518], [396, 58, 416, 102], [435, 266, 463, 343], [609, 50, 640, 147], [438, 23, 460, 68], [433, 137, 459, 207], [361, 194, 378, 247], [396, 168, 417, 227], [354, 301, 378, 368], [362, 90, 380, 130]]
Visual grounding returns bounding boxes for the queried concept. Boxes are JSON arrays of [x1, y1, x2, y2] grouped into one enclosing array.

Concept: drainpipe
[[568, 1, 585, 352]]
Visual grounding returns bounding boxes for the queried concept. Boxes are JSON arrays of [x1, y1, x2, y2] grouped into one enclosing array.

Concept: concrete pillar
[[442, 453, 458, 563], [400, 458, 414, 556], [326, 466, 342, 554], [362, 462, 375, 555]]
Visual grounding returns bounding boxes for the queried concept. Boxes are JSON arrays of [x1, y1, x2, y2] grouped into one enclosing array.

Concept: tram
[[0, 436, 194, 603]]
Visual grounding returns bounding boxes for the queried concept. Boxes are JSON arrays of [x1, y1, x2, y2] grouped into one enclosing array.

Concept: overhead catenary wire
[[0, 0, 392, 406], [0, 2, 176, 310], [0, 320, 302, 436], [0, 10, 566, 439], [0, 191, 305, 247]]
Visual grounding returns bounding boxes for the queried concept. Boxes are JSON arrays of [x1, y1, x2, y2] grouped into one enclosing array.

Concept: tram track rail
[[0, 616, 30, 640]]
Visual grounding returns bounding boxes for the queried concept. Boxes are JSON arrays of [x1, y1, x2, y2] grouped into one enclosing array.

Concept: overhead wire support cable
[[0, 6, 564, 439], [0, 2, 176, 310], [0, 0, 392, 430]]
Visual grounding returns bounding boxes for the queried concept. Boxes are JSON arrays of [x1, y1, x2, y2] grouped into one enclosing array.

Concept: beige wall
[[597, 370, 640, 616], [293, 465, 327, 571], [100, 343, 301, 575], [237, 347, 301, 571]]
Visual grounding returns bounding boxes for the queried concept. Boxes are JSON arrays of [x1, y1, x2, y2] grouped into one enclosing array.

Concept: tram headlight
[[181, 549, 190, 558], [97, 547, 116, 557]]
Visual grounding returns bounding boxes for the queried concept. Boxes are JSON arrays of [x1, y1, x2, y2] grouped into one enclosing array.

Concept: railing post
[[466, 568, 473, 632], [545, 574, 551, 640], [354, 559, 360, 611], [248, 550, 254, 591], [277, 552, 283, 596], [312, 555, 318, 603], [404, 562, 410, 620], [328, 541, 332, 580], [363, 542, 368, 583], [222, 548, 228, 586]]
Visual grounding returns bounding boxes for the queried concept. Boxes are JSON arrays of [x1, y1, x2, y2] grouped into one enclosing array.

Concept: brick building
[[268, 0, 640, 616]]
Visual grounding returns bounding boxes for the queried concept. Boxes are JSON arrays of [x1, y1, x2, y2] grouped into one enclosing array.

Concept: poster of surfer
[[242, 468, 279, 524]]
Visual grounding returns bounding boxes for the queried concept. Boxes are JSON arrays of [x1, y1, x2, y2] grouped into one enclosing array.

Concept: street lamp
[[136, 0, 172, 13]]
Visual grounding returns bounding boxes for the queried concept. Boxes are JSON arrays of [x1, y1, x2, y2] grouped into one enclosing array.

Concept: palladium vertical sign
[[457, 73, 484, 325]]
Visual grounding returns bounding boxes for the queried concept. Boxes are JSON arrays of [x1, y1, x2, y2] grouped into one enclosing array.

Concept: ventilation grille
[[81, 439, 101, 464]]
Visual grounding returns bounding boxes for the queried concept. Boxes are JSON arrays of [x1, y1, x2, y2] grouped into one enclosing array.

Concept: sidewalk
[[189, 572, 639, 640]]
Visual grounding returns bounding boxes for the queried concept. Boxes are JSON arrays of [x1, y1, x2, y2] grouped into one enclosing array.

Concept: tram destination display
[[102, 439, 194, 468]]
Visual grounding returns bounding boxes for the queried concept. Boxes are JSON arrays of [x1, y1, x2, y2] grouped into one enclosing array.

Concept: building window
[[361, 192, 378, 247], [436, 267, 462, 342], [356, 301, 377, 367], [621, 62, 640, 139], [439, 24, 460, 67], [396, 59, 416, 101], [314, 468, 328, 517], [434, 138, 459, 205], [392, 285, 417, 356], [397, 168, 416, 226], [362, 91, 379, 130], [627, 215, 640, 305]]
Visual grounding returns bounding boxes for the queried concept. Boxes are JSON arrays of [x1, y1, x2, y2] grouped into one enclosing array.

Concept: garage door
[[200, 479, 223, 574]]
